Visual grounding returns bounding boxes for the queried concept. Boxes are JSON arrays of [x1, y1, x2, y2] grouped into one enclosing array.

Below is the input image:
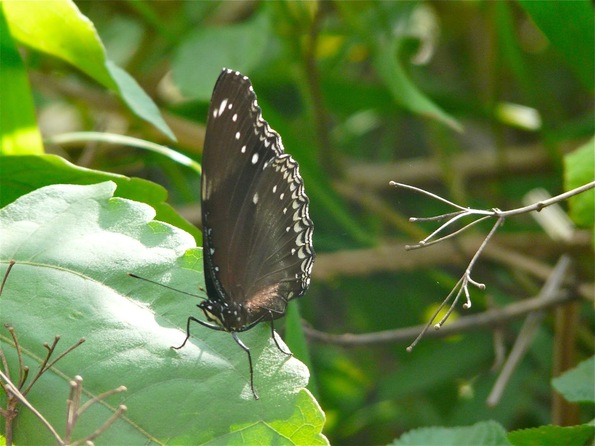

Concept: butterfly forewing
[[201, 69, 314, 326]]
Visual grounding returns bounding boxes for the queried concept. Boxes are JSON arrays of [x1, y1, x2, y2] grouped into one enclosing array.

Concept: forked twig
[[0, 368, 63, 441], [21, 337, 86, 396], [0, 262, 122, 444], [64, 376, 127, 446], [0, 370, 127, 446], [390, 180, 595, 350]]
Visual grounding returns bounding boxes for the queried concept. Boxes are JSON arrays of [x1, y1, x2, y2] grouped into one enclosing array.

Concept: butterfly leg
[[270, 318, 292, 356], [172, 316, 202, 350], [231, 331, 259, 400]]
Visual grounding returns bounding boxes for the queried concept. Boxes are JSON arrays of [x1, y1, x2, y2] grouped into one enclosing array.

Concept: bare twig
[[389, 180, 594, 349], [304, 285, 574, 346], [486, 255, 572, 406], [0, 260, 15, 297], [21, 337, 86, 396], [0, 370, 127, 446], [0, 368, 63, 443], [65, 375, 127, 445]]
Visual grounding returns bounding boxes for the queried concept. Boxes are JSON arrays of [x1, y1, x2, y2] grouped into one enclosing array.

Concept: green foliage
[[2, 0, 174, 141], [552, 356, 595, 404], [0, 182, 325, 444], [173, 11, 271, 100], [0, 6, 43, 154], [565, 139, 595, 229], [1, 0, 593, 444], [393, 420, 510, 446], [0, 154, 201, 242], [517, 0, 594, 91], [507, 424, 594, 446]]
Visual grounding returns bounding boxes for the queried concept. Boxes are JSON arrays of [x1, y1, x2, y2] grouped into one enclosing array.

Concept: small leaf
[[564, 138, 595, 228], [552, 356, 595, 404], [393, 420, 510, 445], [507, 424, 594, 446], [374, 37, 463, 133]]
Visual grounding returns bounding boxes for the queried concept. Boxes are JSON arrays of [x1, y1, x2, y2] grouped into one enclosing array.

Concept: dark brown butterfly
[[174, 69, 315, 400]]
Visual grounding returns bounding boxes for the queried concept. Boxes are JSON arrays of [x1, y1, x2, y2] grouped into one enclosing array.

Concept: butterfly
[[173, 69, 315, 400]]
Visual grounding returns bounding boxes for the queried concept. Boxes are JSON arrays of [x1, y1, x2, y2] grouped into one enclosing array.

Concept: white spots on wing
[[251, 153, 259, 164], [210, 248, 215, 255], [215, 98, 228, 118], [235, 131, 241, 140], [280, 192, 285, 200], [252, 192, 259, 204], [283, 207, 288, 214], [272, 185, 277, 194], [241, 145, 247, 153], [232, 113, 237, 122]]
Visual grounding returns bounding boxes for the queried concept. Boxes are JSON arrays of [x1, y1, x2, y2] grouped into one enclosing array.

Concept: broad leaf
[[508, 424, 595, 446], [0, 182, 326, 445], [0, 154, 201, 243]]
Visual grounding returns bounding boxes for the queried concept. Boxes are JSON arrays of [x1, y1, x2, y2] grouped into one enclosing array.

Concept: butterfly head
[[199, 300, 246, 332]]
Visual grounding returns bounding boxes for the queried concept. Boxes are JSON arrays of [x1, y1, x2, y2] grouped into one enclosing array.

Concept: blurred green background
[[2, 1, 593, 444]]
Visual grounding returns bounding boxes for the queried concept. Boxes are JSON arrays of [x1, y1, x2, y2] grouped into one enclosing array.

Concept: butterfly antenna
[[127, 273, 207, 300]]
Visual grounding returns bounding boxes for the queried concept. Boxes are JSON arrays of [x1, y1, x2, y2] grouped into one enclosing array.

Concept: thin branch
[[65, 376, 127, 446], [72, 404, 127, 446], [486, 255, 572, 406], [304, 286, 575, 347], [0, 260, 15, 297], [496, 181, 595, 218], [22, 337, 86, 396], [406, 215, 492, 250], [0, 369, 63, 443]]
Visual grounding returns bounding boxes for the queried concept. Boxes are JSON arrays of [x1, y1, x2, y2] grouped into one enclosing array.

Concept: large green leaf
[[0, 182, 327, 445], [3, 0, 175, 141], [0, 154, 201, 243], [0, 4, 43, 155]]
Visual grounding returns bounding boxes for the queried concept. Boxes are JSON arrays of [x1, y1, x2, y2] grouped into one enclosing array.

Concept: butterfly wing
[[201, 69, 314, 326]]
